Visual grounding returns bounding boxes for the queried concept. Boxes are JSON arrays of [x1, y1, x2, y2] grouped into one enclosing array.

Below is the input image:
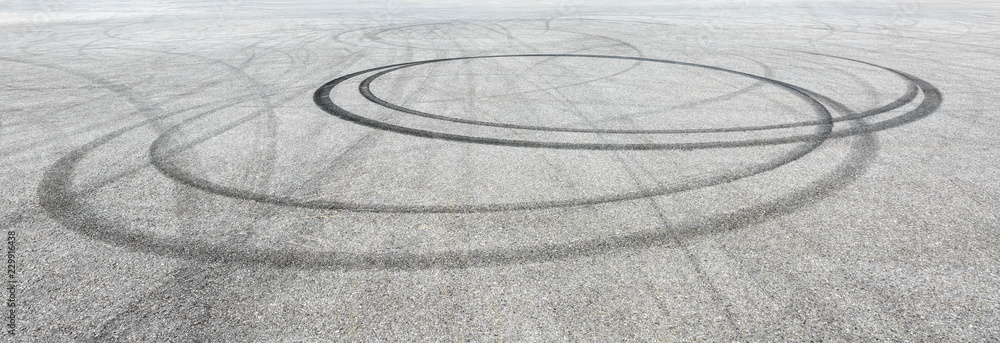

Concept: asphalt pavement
[[2, 0, 999, 341]]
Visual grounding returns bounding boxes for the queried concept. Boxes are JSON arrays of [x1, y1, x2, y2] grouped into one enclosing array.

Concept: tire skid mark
[[27, 17, 943, 274], [319, 54, 931, 151], [361, 56, 812, 134], [146, 53, 936, 216], [38, 53, 940, 271]]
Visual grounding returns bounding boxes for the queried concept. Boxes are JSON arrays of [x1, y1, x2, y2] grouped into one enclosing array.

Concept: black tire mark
[[36, 110, 873, 272], [322, 53, 934, 147], [145, 53, 936, 216], [33, 48, 941, 270], [359, 55, 908, 134], [320, 54, 834, 151]]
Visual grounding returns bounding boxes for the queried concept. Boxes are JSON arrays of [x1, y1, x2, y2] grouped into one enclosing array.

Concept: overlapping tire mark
[[7, 4, 1000, 341], [21, 11, 943, 275], [33, 46, 940, 271]]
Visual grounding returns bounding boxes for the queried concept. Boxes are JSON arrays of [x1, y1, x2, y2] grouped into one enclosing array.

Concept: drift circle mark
[[154, 54, 838, 214], [314, 53, 934, 150], [38, 52, 942, 270], [357, 55, 918, 134], [145, 53, 938, 214], [317, 53, 837, 150]]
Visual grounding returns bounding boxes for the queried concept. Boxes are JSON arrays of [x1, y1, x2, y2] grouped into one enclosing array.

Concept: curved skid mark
[[319, 53, 892, 148], [141, 53, 940, 217], [37, 117, 878, 271], [158, 54, 833, 213], [29, 15, 944, 271], [359, 55, 917, 134]]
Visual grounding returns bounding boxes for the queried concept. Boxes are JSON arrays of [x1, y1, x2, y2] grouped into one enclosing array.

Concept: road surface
[[2, 0, 999, 341]]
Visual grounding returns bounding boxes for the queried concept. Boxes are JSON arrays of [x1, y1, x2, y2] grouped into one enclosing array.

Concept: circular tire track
[[151, 53, 937, 213], [318, 53, 931, 148], [153, 54, 835, 213], [358, 55, 920, 134], [41, 51, 941, 270]]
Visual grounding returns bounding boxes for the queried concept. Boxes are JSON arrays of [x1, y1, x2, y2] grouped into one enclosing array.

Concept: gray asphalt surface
[[2, 0, 1000, 341]]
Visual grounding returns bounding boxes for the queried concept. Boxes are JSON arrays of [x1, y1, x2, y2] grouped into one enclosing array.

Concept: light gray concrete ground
[[2, 0, 1000, 341]]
